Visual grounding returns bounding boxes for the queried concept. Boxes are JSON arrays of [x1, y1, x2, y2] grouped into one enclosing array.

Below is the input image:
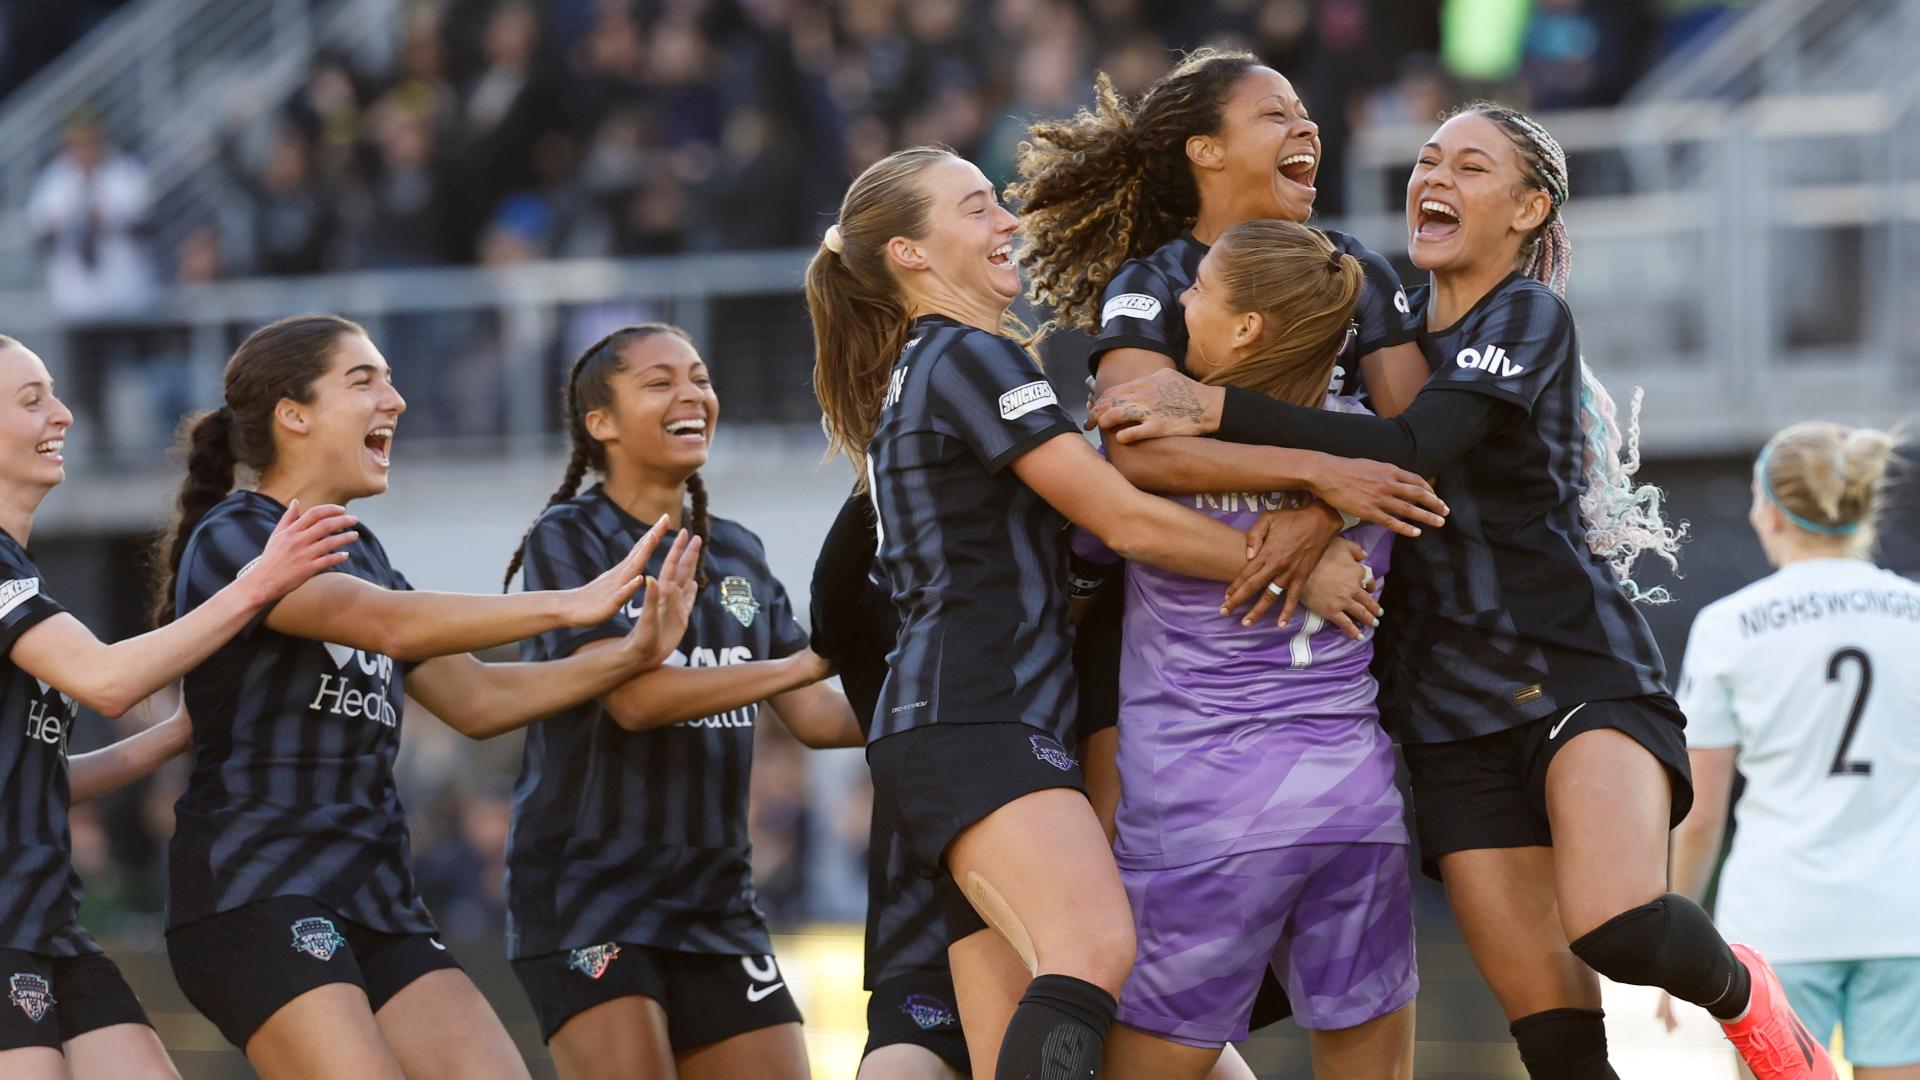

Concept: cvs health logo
[[1455, 345, 1525, 378], [310, 642, 398, 727]]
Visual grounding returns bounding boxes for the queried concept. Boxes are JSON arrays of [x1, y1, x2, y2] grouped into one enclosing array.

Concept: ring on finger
[[1360, 566, 1374, 589], [1265, 580, 1285, 597]]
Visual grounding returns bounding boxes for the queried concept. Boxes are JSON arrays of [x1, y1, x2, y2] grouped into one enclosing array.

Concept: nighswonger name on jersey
[[310, 642, 398, 727]]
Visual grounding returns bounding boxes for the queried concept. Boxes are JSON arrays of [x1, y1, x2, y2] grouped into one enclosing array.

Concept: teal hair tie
[[1754, 443, 1861, 536]]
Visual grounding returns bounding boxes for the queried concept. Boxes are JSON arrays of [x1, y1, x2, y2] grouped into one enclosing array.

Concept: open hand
[[566, 515, 669, 628], [623, 530, 702, 669], [1296, 540, 1383, 639], [244, 499, 359, 602], [1085, 368, 1225, 443], [1309, 457, 1447, 537], [1221, 503, 1343, 629]]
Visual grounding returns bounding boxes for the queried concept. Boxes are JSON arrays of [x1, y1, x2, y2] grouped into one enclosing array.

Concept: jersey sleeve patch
[[1101, 292, 1163, 326], [999, 380, 1059, 420], [0, 577, 40, 621]]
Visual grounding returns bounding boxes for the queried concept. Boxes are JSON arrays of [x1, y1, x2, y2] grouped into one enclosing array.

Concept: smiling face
[[1199, 68, 1322, 225], [585, 332, 718, 482], [282, 333, 406, 501], [1179, 250, 1258, 377], [1406, 111, 1551, 276], [892, 155, 1020, 312], [0, 343, 74, 495]]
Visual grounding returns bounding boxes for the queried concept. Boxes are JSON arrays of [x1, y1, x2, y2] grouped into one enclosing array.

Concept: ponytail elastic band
[[1754, 443, 1860, 536], [823, 224, 844, 255]]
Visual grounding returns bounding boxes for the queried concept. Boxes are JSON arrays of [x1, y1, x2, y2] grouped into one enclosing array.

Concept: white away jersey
[[1676, 557, 1920, 962]]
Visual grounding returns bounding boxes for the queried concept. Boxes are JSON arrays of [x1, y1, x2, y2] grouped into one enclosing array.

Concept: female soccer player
[[151, 314, 700, 1080], [0, 335, 355, 1080], [1667, 422, 1920, 1076], [1088, 105, 1839, 1080], [810, 490, 969, 1080], [806, 145, 1380, 1079], [501, 324, 859, 1080], [1085, 220, 1414, 1080]]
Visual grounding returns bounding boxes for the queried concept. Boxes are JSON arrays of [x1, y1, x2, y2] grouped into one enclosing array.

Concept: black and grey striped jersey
[[809, 493, 949, 987], [506, 488, 809, 960], [0, 535, 97, 957], [1374, 274, 1668, 742], [1089, 229, 1418, 398], [866, 315, 1081, 744], [170, 490, 433, 933]]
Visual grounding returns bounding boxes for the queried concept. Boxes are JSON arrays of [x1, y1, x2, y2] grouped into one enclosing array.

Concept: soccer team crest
[[289, 916, 347, 961], [719, 576, 760, 627], [9, 973, 54, 1023], [1029, 734, 1077, 771], [900, 993, 958, 1030], [568, 943, 622, 980]]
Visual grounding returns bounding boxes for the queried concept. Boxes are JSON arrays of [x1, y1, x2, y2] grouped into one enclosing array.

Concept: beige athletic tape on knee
[[964, 870, 1037, 973]]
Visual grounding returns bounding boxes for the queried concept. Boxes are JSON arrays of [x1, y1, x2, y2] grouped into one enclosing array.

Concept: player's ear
[[887, 236, 928, 273], [1232, 310, 1264, 349]]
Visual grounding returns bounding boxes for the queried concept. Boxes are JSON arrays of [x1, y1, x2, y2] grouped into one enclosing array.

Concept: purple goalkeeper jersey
[[1084, 398, 1407, 870]]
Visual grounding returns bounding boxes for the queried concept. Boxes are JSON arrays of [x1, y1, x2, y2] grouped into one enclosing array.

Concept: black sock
[[1569, 893, 1752, 1020], [994, 973, 1117, 1080], [1510, 1008, 1619, 1079]]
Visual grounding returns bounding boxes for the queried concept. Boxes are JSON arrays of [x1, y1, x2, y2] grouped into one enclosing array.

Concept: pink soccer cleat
[[1718, 943, 1838, 1080]]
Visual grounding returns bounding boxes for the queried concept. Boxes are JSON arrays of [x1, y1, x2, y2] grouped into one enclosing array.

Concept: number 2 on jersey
[[1827, 646, 1873, 777]]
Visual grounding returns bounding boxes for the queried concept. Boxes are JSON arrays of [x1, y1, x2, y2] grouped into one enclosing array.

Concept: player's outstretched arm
[[400, 531, 701, 740], [595, 647, 834, 734], [69, 697, 192, 803], [768, 679, 863, 749], [265, 517, 672, 663], [12, 500, 358, 718]]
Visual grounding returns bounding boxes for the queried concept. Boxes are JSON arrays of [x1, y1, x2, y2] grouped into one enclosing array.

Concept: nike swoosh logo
[[746, 981, 785, 1003], [429, 939, 447, 951], [1548, 702, 1590, 741]]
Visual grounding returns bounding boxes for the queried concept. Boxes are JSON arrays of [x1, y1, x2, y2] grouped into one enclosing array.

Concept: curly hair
[[1011, 47, 1262, 335]]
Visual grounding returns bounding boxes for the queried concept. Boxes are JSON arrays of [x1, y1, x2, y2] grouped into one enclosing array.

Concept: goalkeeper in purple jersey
[[1081, 221, 1417, 1080]]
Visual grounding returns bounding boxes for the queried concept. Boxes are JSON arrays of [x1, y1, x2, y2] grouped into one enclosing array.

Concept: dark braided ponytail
[[151, 314, 364, 626], [683, 471, 710, 588], [504, 323, 709, 590]]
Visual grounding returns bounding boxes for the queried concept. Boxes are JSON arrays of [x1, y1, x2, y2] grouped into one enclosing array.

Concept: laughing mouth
[[34, 437, 64, 463], [988, 242, 1012, 267], [1415, 199, 1461, 238], [364, 426, 393, 467], [1279, 152, 1317, 186], [665, 417, 708, 442]]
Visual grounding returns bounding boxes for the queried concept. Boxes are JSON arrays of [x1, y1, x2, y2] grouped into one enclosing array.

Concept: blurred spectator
[[25, 109, 156, 321], [227, 119, 338, 276]]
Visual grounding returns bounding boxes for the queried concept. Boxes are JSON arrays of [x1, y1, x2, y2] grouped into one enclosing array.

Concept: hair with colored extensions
[[1455, 101, 1686, 599], [1200, 220, 1362, 408], [503, 324, 709, 591], [1012, 47, 1264, 335], [151, 314, 366, 626]]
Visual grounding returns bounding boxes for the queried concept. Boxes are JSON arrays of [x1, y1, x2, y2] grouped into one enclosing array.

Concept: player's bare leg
[[374, 968, 529, 1080], [1307, 1002, 1416, 1080], [245, 983, 405, 1080], [945, 787, 1136, 1076], [675, 1021, 808, 1080], [0, 1047, 68, 1080], [857, 1042, 966, 1080], [63, 1022, 179, 1080], [1438, 846, 1600, 1020], [546, 995, 674, 1080], [1544, 729, 1669, 940]]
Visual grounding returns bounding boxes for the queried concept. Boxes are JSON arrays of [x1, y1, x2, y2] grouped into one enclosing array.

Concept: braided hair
[[1455, 103, 1684, 600], [503, 324, 710, 591], [1012, 48, 1264, 335]]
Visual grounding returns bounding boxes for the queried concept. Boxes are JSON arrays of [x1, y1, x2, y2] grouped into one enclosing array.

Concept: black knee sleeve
[[994, 974, 1118, 1080], [1569, 893, 1750, 1019], [1510, 1008, 1619, 1079]]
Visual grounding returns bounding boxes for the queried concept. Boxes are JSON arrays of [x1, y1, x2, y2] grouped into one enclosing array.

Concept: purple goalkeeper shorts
[[1117, 842, 1417, 1046]]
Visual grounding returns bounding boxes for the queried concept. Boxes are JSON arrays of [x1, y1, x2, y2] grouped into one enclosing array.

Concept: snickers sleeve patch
[[1089, 261, 1181, 368], [0, 545, 64, 657], [930, 331, 1078, 473]]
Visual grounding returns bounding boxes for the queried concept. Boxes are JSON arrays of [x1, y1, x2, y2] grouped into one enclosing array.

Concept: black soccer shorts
[[511, 943, 802, 1049], [0, 949, 151, 1051]]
